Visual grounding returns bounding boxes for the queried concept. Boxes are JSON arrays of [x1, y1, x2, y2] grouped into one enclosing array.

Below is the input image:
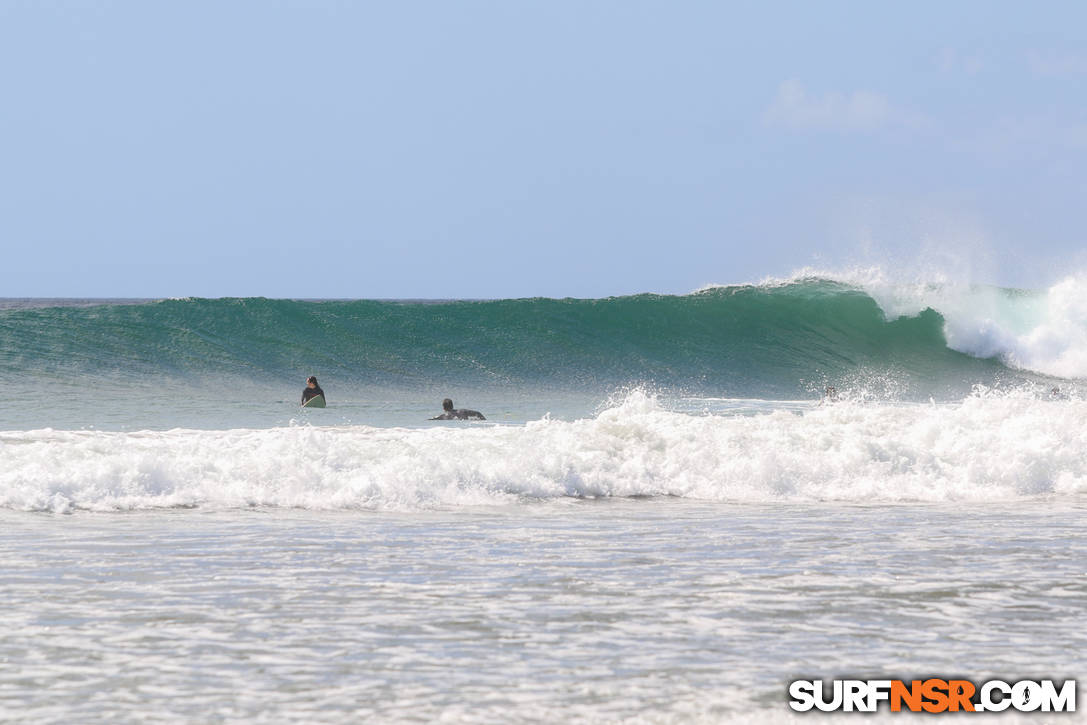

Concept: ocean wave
[[761, 267, 1087, 379], [4, 271, 1086, 404], [4, 391, 1085, 513]]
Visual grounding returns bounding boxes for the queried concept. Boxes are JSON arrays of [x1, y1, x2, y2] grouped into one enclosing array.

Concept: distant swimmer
[[430, 398, 486, 421], [823, 386, 840, 403], [302, 376, 326, 407]]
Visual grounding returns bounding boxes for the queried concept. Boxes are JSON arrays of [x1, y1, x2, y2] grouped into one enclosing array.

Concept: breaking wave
[[5, 391, 1085, 513]]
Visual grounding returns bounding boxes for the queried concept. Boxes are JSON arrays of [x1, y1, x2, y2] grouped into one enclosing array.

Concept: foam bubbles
[[759, 267, 1087, 379], [881, 274, 1087, 379], [3, 391, 1085, 512]]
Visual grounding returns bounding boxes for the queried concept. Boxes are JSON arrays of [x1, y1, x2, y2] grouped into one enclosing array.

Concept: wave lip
[[767, 267, 1087, 380], [4, 392, 1085, 513], [3, 272, 1085, 402]]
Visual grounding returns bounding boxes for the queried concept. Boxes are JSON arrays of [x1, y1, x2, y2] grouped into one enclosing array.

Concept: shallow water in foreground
[[2, 500, 1083, 723]]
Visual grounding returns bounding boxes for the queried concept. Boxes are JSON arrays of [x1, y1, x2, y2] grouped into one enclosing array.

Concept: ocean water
[[2, 275, 1086, 723]]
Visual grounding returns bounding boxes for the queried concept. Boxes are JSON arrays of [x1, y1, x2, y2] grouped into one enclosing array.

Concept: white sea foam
[[831, 267, 1087, 378], [4, 391, 1085, 513], [713, 267, 1087, 379]]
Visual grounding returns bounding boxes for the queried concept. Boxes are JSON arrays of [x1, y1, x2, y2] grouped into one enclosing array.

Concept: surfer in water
[[431, 398, 486, 421], [302, 376, 325, 405]]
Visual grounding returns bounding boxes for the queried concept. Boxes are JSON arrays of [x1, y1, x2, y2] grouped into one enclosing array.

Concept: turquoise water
[[3, 278, 1086, 722], [2, 277, 1084, 509], [0, 278, 1063, 431]]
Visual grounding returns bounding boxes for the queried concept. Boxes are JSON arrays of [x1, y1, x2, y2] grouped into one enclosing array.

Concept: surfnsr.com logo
[[788, 679, 1076, 713]]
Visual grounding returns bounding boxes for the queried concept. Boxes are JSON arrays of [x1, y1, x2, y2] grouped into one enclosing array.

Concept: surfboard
[[302, 394, 326, 408]]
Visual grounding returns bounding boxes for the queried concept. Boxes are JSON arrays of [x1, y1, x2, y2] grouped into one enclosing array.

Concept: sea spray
[[4, 390, 1085, 513], [767, 268, 1087, 379], [0, 279, 1050, 402]]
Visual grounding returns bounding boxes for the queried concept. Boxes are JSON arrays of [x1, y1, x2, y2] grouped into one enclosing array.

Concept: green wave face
[[0, 280, 1034, 399]]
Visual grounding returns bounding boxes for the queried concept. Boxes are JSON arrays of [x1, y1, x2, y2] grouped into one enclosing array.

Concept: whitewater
[[4, 390, 1087, 514], [2, 274, 1085, 723]]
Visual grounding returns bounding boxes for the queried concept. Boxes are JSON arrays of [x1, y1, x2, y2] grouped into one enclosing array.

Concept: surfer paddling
[[430, 398, 486, 421], [302, 376, 326, 406]]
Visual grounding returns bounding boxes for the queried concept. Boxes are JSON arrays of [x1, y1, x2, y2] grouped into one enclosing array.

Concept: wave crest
[[5, 391, 1085, 513], [4, 273, 1086, 401]]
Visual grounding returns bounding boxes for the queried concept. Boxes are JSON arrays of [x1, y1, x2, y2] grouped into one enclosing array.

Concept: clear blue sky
[[2, 1, 1085, 298]]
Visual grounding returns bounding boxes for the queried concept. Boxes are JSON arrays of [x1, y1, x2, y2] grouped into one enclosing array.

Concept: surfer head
[[431, 398, 486, 421], [307, 376, 319, 388]]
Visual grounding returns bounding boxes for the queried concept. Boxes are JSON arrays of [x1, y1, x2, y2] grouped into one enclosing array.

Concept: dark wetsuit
[[302, 386, 325, 404], [431, 408, 485, 420]]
